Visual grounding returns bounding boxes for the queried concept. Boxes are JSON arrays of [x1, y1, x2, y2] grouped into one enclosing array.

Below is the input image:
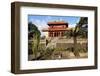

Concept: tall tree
[[28, 22, 41, 58], [65, 17, 88, 57]]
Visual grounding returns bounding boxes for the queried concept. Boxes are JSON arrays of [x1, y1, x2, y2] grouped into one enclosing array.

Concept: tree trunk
[[32, 37, 38, 59], [32, 39, 37, 59], [73, 36, 80, 57], [32, 33, 40, 59]]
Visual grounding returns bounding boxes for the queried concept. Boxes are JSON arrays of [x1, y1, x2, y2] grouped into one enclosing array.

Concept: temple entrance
[[49, 31, 64, 37], [42, 21, 69, 38]]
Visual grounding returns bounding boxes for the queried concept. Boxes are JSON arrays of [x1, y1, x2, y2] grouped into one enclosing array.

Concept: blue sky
[[28, 15, 80, 36]]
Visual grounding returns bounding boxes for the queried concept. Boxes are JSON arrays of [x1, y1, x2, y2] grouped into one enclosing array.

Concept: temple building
[[42, 21, 70, 38]]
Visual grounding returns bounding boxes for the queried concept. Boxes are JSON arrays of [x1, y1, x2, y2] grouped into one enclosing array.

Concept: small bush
[[78, 48, 87, 53]]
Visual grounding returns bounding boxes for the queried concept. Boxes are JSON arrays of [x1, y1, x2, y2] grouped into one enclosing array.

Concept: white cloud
[[69, 24, 76, 27], [31, 19, 48, 37]]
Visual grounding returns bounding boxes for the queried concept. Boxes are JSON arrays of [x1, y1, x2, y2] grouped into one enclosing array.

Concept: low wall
[[56, 43, 87, 49]]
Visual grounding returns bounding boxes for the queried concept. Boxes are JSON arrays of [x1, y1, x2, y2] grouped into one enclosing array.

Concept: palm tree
[[65, 17, 88, 57], [28, 22, 41, 58]]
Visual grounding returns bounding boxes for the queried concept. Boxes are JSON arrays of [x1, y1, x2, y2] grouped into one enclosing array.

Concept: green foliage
[[64, 17, 88, 57], [28, 22, 55, 60], [77, 17, 88, 27], [28, 22, 41, 58], [78, 48, 87, 53], [34, 47, 55, 60], [55, 48, 67, 51]]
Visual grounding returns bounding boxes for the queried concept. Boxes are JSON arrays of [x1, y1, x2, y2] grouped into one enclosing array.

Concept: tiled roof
[[42, 28, 71, 32], [48, 21, 68, 25]]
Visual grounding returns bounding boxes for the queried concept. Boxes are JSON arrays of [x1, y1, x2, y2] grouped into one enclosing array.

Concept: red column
[[60, 32, 62, 37], [52, 32, 54, 37]]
